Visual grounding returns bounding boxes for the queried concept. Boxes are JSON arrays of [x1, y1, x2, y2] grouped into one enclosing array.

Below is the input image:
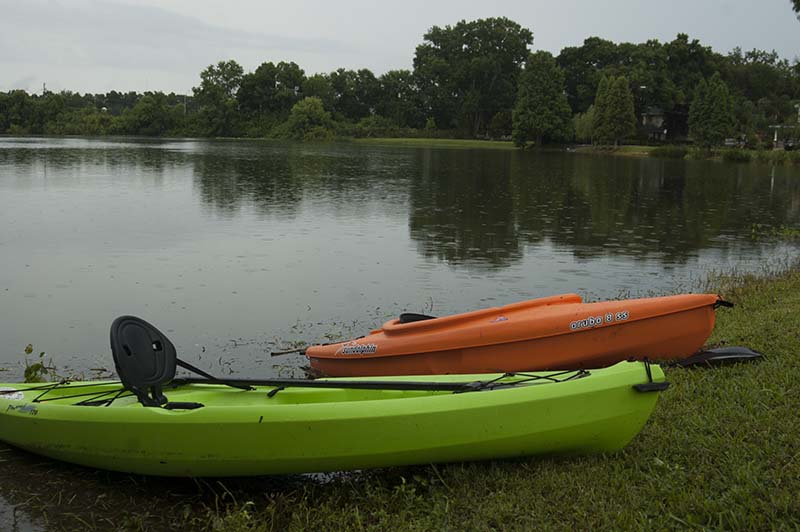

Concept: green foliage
[[554, 33, 800, 143], [301, 74, 336, 111], [1, 19, 799, 145], [488, 110, 512, 139], [511, 51, 573, 147], [413, 17, 533, 136], [592, 75, 636, 145], [573, 106, 595, 143], [276, 97, 334, 141], [116, 93, 180, 136], [751, 223, 800, 240], [193, 60, 244, 136], [685, 146, 712, 159], [721, 148, 752, 162], [753, 149, 800, 165], [237, 61, 304, 118], [328, 68, 381, 122], [557, 33, 720, 117], [376, 70, 424, 128], [23, 344, 53, 383], [349, 115, 401, 138], [650, 145, 689, 158], [688, 72, 736, 148]]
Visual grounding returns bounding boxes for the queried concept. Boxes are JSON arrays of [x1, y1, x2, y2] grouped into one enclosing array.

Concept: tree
[[198, 60, 243, 100], [375, 69, 424, 128], [117, 93, 178, 136], [325, 68, 381, 122], [688, 72, 735, 148], [573, 105, 596, 143], [557, 37, 620, 114], [591, 76, 611, 141], [238, 61, 305, 117], [280, 96, 334, 141], [302, 74, 336, 111], [193, 60, 244, 136], [593, 75, 636, 146], [512, 51, 572, 146], [618, 40, 677, 115], [413, 17, 533, 135], [664, 34, 722, 105]]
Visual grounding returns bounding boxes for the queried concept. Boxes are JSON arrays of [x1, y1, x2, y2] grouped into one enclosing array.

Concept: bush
[[754, 150, 772, 163], [302, 125, 334, 142], [650, 145, 688, 159], [7, 124, 29, 135], [350, 115, 402, 138], [686, 147, 711, 160], [721, 148, 752, 163], [276, 97, 334, 141]]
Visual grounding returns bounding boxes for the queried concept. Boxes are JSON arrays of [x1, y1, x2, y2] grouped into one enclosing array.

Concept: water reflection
[[185, 142, 800, 270], [409, 149, 522, 268], [1, 137, 799, 372], [405, 149, 800, 267], [2, 138, 799, 269]]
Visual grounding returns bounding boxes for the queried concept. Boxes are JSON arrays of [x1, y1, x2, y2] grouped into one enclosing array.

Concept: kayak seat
[[399, 312, 437, 324], [110, 316, 178, 407]]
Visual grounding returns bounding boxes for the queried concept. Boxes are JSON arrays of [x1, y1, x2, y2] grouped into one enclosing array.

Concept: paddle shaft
[[171, 377, 482, 392], [269, 347, 307, 357]]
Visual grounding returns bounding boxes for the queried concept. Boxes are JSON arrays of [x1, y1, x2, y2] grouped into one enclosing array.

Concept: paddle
[[111, 315, 589, 405], [170, 376, 490, 393], [269, 347, 306, 357], [667, 346, 763, 368]]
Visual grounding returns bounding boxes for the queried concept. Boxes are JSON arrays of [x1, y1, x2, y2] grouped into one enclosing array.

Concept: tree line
[[1, 15, 799, 148]]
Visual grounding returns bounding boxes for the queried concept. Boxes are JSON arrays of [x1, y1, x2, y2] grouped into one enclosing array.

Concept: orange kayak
[[305, 293, 728, 377]]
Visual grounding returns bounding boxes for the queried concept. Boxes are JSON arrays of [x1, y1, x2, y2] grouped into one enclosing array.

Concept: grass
[[574, 144, 800, 165], [352, 137, 517, 150], [2, 267, 800, 530], [573, 144, 653, 157]]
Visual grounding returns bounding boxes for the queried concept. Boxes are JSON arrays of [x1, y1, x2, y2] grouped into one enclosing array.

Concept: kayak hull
[[307, 294, 719, 377], [0, 362, 663, 477]]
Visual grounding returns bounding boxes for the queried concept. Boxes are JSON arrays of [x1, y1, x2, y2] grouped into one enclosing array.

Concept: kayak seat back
[[398, 313, 437, 324], [110, 316, 177, 407]]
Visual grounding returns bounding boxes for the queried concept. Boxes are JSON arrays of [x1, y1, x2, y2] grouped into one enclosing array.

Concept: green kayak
[[0, 361, 665, 477], [0, 316, 668, 477]]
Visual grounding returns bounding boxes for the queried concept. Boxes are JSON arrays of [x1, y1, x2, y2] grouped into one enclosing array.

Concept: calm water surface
[[1, 137, 798, 377]]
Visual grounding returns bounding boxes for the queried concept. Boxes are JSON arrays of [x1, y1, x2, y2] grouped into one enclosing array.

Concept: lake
[[1, 137, 798, 378]]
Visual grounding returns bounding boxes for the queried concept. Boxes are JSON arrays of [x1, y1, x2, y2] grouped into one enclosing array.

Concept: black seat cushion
[[110, 316, 177, 406]]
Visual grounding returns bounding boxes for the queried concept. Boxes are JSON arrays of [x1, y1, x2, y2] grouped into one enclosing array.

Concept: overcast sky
[[1, 0, 798, 94]]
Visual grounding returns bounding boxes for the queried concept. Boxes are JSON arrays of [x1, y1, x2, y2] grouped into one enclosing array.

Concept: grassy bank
[[574, 144, 800, 164], [2, 267, 800, 530], [573, 144, 655, 157], [352, 137, 516, 150], [205, 267, 800, 531]]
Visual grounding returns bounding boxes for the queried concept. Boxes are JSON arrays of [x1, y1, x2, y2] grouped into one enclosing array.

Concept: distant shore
[[5, 134, 800, 165], [353, 137, 800, 164]]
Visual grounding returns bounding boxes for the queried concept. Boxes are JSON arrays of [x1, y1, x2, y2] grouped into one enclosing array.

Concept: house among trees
[[640, 106, 666, 142]]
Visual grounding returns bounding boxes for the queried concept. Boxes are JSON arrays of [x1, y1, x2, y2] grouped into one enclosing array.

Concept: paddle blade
[[672, 346, 763, 368]]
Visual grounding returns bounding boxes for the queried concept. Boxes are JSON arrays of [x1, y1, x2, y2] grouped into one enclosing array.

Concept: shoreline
[[1, 264, 799, 530], [5, 134, 800, 165]]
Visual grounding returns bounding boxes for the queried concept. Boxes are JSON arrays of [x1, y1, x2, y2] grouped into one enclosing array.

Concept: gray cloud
[[0, 0, 356, 92], [1, 0, 798, 94]]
